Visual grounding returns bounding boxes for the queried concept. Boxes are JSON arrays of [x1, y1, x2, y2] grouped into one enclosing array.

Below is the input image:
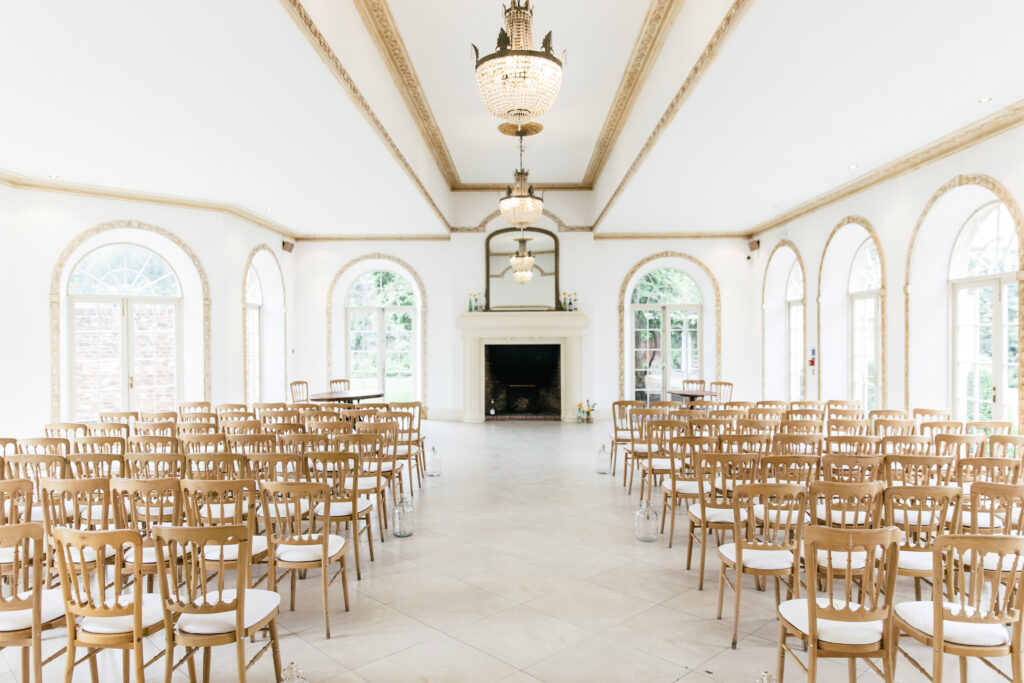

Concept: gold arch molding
[[325, 253, 428, 414], [242, 245, 289, 405], [903, 174, 1024, 426], [815, 216, 888, 405], [760, 240, 807, 400], [49, 219, 212, 422], [617, 251, 723, 400]]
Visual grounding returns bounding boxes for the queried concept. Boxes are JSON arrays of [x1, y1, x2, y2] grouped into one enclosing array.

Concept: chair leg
[[163, 627, 175, 683], [31, 631, 41, 683], [932, 644, 943, 683], [667, 497, 677, 549], [1012, 639, 1023, 683], [365, 513, 375, 561], [686, 521, 695, 570], [807, 645, 817, 683], [63, 643, 74, 683], [352, 518, 362, 580], [235, 638, 247, 683], [959, 656, 968, 683], [122, 649, 130, 683], [776, 622, 786, 683], [731, 568, 742, 649], [698, 527, 708, 590], [20, 646, 28, 683], [88, 648, 98, 683], [322, 559, 331, 639], [133, 640, 145, 683], [340, 556, 350, 611], [290, 569, 297, 611], [847, 659, 856, 683], [269, 619, 283, 683], [203, 646, 212, 683]]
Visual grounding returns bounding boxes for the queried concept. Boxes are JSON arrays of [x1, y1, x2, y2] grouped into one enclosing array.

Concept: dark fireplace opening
[[485, 344, 560, 420]]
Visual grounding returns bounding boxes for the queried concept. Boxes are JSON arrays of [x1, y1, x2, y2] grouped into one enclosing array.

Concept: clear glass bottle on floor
[[282, 662, 308, 683], [634, 498, 658, 542], [393, 494, 415, 537], [595, 444, 610, 474], [426, 446, 441, 477]]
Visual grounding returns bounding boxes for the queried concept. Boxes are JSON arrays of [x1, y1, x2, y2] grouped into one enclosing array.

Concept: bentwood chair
[[990, 435, 1024, 461], [638, 420, 685, 501], [180, 479, 267, 587], [306, 452, 374, 580], [883, 485, 962, 600], [709, 381, 733, 403], [153, 525, 283, 683], [718, 484, 808, 649], [111, 477, 183, 588], [894, 534, 1024, 682], [777, 526, 900, 683], [184, 453, 247, 480], [227, 434, 277, 455], [52, 528, 166, 683], [126, 435, 178, 454], [329, 379, 350, 392], [260, 481, 349, 638], [289, 381, 309, 403], [0, 523, 65, 683], [124, 453, 186, 479], [660, 436, 716, 548]]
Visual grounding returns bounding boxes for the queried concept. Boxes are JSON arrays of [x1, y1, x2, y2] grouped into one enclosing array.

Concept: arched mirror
[[486, 227, 560, 311]]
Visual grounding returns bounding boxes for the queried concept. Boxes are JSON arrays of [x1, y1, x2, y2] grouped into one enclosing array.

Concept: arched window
[[245, 266, 263, 405], [849, 239, 881, 410], [68, 243, 181, 420], [630, 268, 702, 402], [949, 201, 1019, 422], [786, 264, 805, 401], [345, 270, 417, 402]]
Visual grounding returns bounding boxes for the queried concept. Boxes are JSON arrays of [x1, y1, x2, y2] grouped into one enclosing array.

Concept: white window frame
[[628, 302, 703, 402], [344, 304, 418, 400], [848, 290, 881, 409], [68, 293, 183, 420]]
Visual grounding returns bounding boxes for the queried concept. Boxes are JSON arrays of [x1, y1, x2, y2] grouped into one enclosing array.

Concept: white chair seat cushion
[[688, 503, 746, 524], [815, 504, 869, 526], [314, 499, 373, 518], [81, 593, 164, 634], [662, 480, 705, 496], [962, 549, 1023, 572], [125, 544, 182, 565], [961, 511, 1003, 529], [897, 550, 933, 572], [177, 589, 280, 635], [363, 461, 401, 473], [203, 536, 268, 562], [0, 589, 65, 631], [276, 534, 346, 562], [344, 477, 384, 492], [779, 598, 882, 645], [752, 505, 811, 525], [895, 601, 1010, 647], [394, 445, 413, 456], [813, 549, 867, 571], [0, 541, 37, 564], [630, 444, 658, 454], [641, 458, 672, 471], [891, 509, 940, 526], [259, 500, 311, 517], [719, 543, 794, 570]]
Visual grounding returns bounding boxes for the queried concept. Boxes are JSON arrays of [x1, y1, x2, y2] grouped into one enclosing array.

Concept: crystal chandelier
[[509, 235, 534, 284], [498, 134, 543, 228], [473, 0, 564, 128]]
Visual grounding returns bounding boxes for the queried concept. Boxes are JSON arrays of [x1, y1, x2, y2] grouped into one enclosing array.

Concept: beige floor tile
[[387, 581, 517, 632], [524, 579, 654, 632], [352, 634, 517, 683], [411, 541, 517, 578], [524, 634, 686, 683], [448, 604, 590, 669], [463, 559, 575, 604], [307, 603, 438, 670]]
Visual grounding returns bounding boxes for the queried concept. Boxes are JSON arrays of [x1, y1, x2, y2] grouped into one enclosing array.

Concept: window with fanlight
[[245, 265, 263, 405], [949, 201, 1019, 424], [847, 239, 882, 410], [629, 268, 702, 403], [345, 270, 417, 402], [68, 243, 182, 420], [786, 263, 805, 401]]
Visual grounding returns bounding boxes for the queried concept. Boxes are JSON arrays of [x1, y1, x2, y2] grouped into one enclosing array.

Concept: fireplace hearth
[[485, 344, 560, 420]]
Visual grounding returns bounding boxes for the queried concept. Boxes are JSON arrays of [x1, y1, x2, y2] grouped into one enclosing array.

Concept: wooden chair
[[354, 422, 403, 517], [708, 381, 732, 403], [966, 482, 1024, 536], [772, 434, 823, 456], [883, 455, 955, 487], [894, 534, 1024, 682], [87, 422, 129, 440], [153, 524, 282, 683], [0, 439, 16, 456], [990, 435, 1024, 461], [935, 433, 985, 461], [5, 455, 66, 522], [67, 452, 125, 479], [777, 526, 900, 682], [649, 400, 684, 411], [682, 379, 706, 392], [180, 433, 227, 454], [213, 403, 247, 418], [184, 453, 247, 480], [828, 408, 867, 421], [329, 379, 350, 392], [245, 454, 304, 483], [811, 480, 884, 530], [760, 455, 820, 487], [785, 409, 825, 423], [227, 434, 277, 454], [873, 418, 915, 437], [178, 401, 212, 417], [824, 435, 880, 455], [966, 420, 1012, 437], [138, 411, 177, 424], [827, 419, 871, 437], [306, 452, 375, 580], [133, 420, 176, 438], [124, 453, 186, 479], [756, 401, 788, 410], [883, 486, 962, 600], [288, 381, 309, 403], [868, 409, 907, 422], [39, 477, 113, 584], [110, 477, 183, 587], [790, 401, 824, 412], [920, 420, 964, 439], [16, 439, 69, 456], [825, 399, 861, 415], [638, 420, 686, 501], [43, 423, 86, 443], [688, 453, 759, 590], [912, 408, 951, 425], [624, 407, 667, 493], [718, 434, 771, 455], [263, 423, 304, 440], [179, 411, 218, 429], [723, 401, 754, 413], [736, 418, 781, 438], [0, 523, 65, 683], [693, 417, 737, 438], [719, 484, 807, 649], [960, 466, 1024, 533], [750, 407, 787, 421], [73, 435, 124, 455], [99, 410, 138, 426], [180, 479, 268, 589], [778, 419, 824, 436], [51, 528, 166, 682], [279, 433, 328, 456], [822, 455, 885, 483], [222, 420, 262, 437], [252, 403, 287, 421], [880, 435, 932, 456], [660, 436, 716, 549], [0, 480, 34, 527], [260, 481, 349, 638], [127, 435, 178, 453]]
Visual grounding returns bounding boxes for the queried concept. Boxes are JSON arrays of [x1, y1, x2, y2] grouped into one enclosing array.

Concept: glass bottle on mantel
[[634, 499, 658, 542], [595, 444, 610, 474], [393, 494, 415, 537], [426, 446, 441, 477]]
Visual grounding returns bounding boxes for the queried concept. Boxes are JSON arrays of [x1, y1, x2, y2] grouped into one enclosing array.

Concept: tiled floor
[[8, 420, 1019, 681]]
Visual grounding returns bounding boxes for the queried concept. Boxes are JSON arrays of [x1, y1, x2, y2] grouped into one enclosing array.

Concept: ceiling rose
[[473, 0, 564, 129]]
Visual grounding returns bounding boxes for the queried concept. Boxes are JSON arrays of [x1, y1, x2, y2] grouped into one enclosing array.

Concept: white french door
[[953, 277, 1018, 425], [70, 296, 181, 420], [631, 304, 701, 403], [346, 306, 416, 402], [849, 292, 880, 410]]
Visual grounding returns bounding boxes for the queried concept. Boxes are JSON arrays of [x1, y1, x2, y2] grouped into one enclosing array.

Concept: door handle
[[129, 376, 134, 390], [992, 386, 998, 403]]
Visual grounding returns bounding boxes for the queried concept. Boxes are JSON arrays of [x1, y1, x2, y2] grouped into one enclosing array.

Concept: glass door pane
[[129, 301, 178, 413], [347, 310, 380, 393], [851, 295, 878, 410], [788, 302, 804, 400], [633, 308, 662, 402], [1002, 282, 1019, 426], [955, 284, 995, 421], [245, 306, 261, 405], [667, 309, 686, 391], [72, 300, 124, 421], [384, 310, 414, 402]]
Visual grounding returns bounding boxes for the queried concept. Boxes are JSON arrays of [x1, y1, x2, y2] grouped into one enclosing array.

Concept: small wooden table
[[309, 390, 385, 403], [666, 389, 719, 405]]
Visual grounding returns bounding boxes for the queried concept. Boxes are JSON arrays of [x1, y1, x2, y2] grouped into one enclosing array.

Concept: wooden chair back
[[184, 453, 247, 480], [822, 455, 885, 483], [0, 480, 33, 525], [126, 435, 178, 454], [180, 433, 227, 454], [880, 435, 932, 455], [124, 453, 185, 479], [772, 434, 823, 456], [810, 480, 885, 529], [68, 453, 125, 479], [289, 381, 309, 403], [760, 455, 820, 486], [226, 434, 277, 454], [39, 477, 111, 533], [245, 453, 305, 482], [73, 435, 124, 455], [824, 435, 881, 455], [883, 455, 955, 487]]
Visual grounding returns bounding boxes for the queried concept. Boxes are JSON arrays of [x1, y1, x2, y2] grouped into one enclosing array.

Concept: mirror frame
[[485, 227, 561, 311]]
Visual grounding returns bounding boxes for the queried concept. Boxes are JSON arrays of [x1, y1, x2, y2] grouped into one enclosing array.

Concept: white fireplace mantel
[[456, 312, 589, 422]]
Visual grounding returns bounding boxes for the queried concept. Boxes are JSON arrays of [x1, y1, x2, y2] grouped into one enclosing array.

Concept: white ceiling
[[2, 1, 1024, 237]]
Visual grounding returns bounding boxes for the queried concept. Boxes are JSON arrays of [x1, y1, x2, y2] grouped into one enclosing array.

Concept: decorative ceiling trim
[[294, 234, 451, 242], [592, 0, 754, 231], [351, 0, 461, 188], [581, 0, 687, 186], [453, 182, 591, 192], [747, 99, 1024, 238], [279, 0, 451, 232], [594, 231, 745, 240]]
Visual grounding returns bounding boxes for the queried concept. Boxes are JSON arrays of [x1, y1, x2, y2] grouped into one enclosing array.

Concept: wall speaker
[[748, 239, 760, 252], [282, 241, 295, 253]]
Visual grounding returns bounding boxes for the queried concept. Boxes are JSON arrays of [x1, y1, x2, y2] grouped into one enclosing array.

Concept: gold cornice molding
[[279, 0, 451, 232], [581, 0, 687, 187], [351, 0, 461, 188], [593, 0, 753, 232], [453, 183, 591, 192], [594, 231, 746, 240], [749, 100, 1024, 239], [294, 234, 451, 242]]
